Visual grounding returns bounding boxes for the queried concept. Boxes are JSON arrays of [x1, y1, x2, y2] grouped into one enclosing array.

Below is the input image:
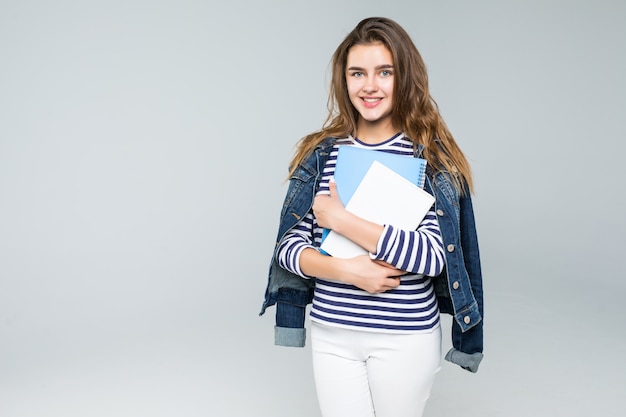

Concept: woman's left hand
[[313, 179, 346, 230]]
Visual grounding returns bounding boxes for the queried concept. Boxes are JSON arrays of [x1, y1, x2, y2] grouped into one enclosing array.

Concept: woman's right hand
[[339, 255, 403, 294]]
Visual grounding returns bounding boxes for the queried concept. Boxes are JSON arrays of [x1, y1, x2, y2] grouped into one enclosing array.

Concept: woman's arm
[[299, 249, 402, 294], [275, 204, 402, 294], [313, 180, 445, 276], [372, 212, 445, 276]]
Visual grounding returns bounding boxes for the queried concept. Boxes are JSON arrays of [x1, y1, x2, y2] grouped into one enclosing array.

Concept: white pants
[[311, 322, 441, 417]]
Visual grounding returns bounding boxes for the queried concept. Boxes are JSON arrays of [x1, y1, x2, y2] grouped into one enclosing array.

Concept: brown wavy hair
[[288, 17, 473, 193]]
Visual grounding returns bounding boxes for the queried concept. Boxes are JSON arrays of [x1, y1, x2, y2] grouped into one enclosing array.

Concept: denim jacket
[[260, 137, 484, 373]]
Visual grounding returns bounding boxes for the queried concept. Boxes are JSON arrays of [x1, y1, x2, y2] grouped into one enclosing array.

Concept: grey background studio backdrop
[[0, 1, 624, 416]]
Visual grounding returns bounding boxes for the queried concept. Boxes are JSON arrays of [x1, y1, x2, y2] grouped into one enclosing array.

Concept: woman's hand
[[300, 250, 403, 294], [314, 179, 384, 255], [313, 180, 346, 231], [340, 255, 404, 294]]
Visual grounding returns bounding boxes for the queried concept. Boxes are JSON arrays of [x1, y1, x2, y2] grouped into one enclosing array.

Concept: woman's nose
[[362, 76, 378, 93]]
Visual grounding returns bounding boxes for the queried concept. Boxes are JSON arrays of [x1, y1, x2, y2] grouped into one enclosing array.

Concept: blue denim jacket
[[260, 137, 484, 372]]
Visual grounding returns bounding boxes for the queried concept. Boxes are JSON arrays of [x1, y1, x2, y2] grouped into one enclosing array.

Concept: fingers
[[328, 177, 337, 196], [370, 278, 400, 294], [372, 277, 400, 294], [348, 255, 404, 293], [385, 277, 401, 289]]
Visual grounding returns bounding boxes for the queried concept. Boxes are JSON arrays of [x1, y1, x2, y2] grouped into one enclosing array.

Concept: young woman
[[260, 17, 484, 417]]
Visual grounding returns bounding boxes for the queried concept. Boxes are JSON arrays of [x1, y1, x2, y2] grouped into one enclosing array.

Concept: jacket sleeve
[[445, 186, 484, 372], [459, 186, 484, 321]]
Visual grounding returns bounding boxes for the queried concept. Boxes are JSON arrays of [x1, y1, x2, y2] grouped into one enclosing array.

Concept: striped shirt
[[276, 133, 445, 333]]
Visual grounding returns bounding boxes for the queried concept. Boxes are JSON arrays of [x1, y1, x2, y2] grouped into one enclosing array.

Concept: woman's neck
[[354, 120, 399, 145]]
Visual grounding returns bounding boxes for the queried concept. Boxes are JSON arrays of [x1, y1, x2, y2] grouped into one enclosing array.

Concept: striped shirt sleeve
[[275, 212, 317, 279], [371, 208, 445, 277]]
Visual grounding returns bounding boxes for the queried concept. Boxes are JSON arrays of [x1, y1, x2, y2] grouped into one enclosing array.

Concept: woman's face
[[345, 42, 395, 132]]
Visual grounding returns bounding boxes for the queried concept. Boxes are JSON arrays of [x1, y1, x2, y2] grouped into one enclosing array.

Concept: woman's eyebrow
[[346, 64, 394, 71]]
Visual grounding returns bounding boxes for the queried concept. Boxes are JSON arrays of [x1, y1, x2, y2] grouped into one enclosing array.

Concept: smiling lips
[[361, 97, 383, 108]]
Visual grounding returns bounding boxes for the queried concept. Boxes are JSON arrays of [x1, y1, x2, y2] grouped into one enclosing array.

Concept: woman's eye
[[352, 72, 364, 77], [381, 70, 392, 77]]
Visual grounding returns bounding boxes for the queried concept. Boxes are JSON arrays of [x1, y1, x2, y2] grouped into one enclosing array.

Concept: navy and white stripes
[[311, 276, 440, 332], [372, 220, 444, 276], [276, 134, 445, 333]]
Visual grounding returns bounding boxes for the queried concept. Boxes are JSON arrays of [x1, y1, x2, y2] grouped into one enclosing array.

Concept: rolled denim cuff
[[444, 347, 483, 373], [275, 326, 306, 347]]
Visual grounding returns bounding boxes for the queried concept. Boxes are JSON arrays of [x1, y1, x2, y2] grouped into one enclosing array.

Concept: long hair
[[289, 17, 473, 192]]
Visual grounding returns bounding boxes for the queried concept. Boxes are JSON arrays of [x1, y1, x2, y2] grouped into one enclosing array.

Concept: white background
[[1, 1, 624, 416]]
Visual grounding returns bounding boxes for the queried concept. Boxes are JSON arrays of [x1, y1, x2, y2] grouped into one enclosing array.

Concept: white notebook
[[320, 160, 435, 259]]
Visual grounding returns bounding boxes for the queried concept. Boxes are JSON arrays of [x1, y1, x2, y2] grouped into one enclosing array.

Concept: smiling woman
[[345, 43, 396, 142], [260, 16, 484, 417]]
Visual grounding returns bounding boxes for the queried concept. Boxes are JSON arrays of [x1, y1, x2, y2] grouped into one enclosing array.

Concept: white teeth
[[363, 98, 380, 102]]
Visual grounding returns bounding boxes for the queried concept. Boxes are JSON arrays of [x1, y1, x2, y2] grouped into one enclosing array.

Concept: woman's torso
[[309, 133, 441, 334]]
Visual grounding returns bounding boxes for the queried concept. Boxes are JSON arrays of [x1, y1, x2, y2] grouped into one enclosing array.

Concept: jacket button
[[452, 281, 460, 290], [447, 244, 455, 252], [464, 316, 471, 324], [436, 209, 444, 216]]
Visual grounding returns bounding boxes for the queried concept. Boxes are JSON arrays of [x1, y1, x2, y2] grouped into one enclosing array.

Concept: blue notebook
[[321, 145, 428, 253]]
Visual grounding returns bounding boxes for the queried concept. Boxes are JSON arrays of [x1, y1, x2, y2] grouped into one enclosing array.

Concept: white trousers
[[311, 322, 441, 417]]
